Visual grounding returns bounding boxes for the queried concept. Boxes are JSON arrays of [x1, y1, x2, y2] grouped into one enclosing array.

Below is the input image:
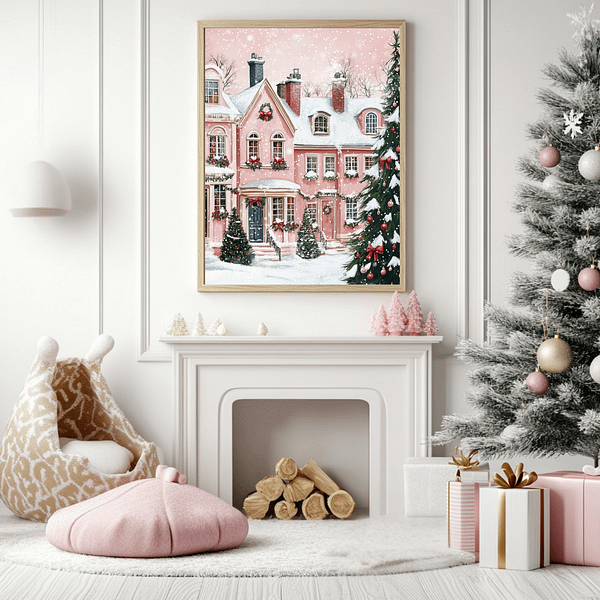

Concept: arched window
[[314, 114, 329, 134], [271, 133, 285, 160], [365, 112, 378, 135], [208, 127, 226, 157], [247, 132, 260, 159]]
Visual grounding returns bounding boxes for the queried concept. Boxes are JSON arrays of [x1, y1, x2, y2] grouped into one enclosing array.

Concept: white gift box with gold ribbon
[[479, 486, 550, 570]]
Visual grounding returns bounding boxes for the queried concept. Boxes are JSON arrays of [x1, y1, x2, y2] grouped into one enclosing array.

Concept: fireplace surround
[[160, 336, 442, 516]]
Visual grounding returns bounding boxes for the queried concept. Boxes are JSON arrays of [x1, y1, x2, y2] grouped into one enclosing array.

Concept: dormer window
[[365, 111, 378, 134], [205, 80, 219, 104], [314, 114, 329, 134]]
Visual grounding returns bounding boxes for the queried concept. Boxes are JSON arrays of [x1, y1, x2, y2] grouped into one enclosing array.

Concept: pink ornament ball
[[525, 370, 549, 394], [578, 267, 600, 291], [367, 273, 374, 280], [360, 266, 368, 274], [380, 268, 386, 275], [539, 146, 560, 168]]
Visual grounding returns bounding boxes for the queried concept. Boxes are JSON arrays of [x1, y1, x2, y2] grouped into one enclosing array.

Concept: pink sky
[[204, 26, 400, 96]]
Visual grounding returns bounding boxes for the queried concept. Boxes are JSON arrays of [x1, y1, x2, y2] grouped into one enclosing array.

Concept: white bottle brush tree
[[433, 7, 600, 468]]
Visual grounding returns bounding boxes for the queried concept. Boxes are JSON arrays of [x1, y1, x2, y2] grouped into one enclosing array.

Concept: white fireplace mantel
[[160, 335, 442, 516]]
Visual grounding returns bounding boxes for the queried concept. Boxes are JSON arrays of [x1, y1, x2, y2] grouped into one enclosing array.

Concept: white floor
[[2, 560, 600, 599]]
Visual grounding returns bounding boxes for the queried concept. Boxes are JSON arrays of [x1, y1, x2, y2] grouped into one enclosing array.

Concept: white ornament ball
[[551, 268, 570, 291], [590, 355, 600, 384], [579, 147, 600, 181], [537, 335, 573, 374], [542, 174, 562, 191], [500, 424, 525, 442]]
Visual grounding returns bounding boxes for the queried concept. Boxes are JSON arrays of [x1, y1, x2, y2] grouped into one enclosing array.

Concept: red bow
[[249, 157, 261, 166], [272, 221, 284, 232], [379, 156, 393, 170], [366, 243, 384, 261], [273, 158, 285, 167], [249, 197, 262, 207]]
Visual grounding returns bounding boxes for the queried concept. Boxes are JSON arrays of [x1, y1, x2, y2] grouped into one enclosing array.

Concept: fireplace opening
[[232, 398, 369, 513]]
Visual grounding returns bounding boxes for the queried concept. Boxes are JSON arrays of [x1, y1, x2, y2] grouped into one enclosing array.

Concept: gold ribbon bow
[[449, 447, 480, 481], [492, 462, 538, 489]]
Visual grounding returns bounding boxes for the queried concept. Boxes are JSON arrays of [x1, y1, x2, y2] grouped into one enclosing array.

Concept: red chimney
[[332, 72, 346, 113], [285, 68, 302, 116]]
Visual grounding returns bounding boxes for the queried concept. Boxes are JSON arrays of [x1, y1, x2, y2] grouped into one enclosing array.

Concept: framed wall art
[[198, 20, 406, 292]]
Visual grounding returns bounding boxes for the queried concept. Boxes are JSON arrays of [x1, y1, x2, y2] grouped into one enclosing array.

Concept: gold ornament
[[492, 462, 538, 489], [537, 334, 572, 373]]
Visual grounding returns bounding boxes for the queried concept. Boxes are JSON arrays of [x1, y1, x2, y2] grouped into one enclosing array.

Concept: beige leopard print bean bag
[[0, 335, 160, 522]]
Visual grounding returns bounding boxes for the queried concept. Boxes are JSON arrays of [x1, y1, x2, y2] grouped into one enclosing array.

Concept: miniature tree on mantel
[[388, 291, 408, 335], [405, 291, 423, 336]]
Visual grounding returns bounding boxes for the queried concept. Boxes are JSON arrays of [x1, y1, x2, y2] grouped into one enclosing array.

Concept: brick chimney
[[248, 53, 265, 87], [276, 82, 286, 99], [332, 72, 346, 113], [285, 68, 302, 116]]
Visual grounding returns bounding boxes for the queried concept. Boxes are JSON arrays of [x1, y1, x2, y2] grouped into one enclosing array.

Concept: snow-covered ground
[[205, 249, 353, 286]]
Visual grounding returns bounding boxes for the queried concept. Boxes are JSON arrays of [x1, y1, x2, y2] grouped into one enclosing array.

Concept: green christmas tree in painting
[[344, 31, 402, 285], [220, 207, 254, 265], [433, 7, 600, 468], [296, 206, 320, 260]]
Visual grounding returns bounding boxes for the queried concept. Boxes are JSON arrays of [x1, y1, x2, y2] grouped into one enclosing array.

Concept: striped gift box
[[447, 481, 481, 555]]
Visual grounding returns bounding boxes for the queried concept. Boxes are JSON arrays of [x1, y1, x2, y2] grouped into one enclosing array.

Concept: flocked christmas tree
[[296, 206, 320, 260], [220, 207, 254, 265], [433, 7, 600, 467], [345, 31, 402, 285]]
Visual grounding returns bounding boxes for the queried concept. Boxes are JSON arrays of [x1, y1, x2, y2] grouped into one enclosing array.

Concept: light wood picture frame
[[198, 20, 406, 292]]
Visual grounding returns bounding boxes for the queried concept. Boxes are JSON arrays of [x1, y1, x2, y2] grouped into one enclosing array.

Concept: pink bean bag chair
[[0, 335, 160, 522], [46, 466, 249, 557]]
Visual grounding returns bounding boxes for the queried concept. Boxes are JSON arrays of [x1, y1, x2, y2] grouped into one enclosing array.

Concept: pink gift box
[[447, 481, 481, 555], [536, 471, 600, 566]]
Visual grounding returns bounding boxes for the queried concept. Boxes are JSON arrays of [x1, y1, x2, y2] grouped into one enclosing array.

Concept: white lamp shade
[[10, 160, 72, 217]]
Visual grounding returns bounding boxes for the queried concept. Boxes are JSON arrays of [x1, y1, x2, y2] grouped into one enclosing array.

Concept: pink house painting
[[203, 54, 384, 261]]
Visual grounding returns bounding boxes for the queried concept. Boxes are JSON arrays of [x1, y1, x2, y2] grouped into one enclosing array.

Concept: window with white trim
[[324, 156, 336, 173], [272, 197, 284, 221], [364, 155, 376, 171], [271, 133, 284, 160], [209, 128, 226, 157], [345, 198, 358, 221], [286, 197, 295, 223], [205, 81, 219, 104], [306, 155, 317, 174], [307, 201, 317, 223], [314, 114, 329, 134], [247, 132, 260, 159], [345, 155, 358, 173], [214, 185, 227, 211], [365, 111, 378, 134]]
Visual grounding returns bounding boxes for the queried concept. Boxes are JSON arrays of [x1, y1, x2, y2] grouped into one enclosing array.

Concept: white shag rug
[[0, 513, 475, 578]]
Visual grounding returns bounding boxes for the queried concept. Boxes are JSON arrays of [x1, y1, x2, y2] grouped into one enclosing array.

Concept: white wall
[[0, 0, 592, 510]]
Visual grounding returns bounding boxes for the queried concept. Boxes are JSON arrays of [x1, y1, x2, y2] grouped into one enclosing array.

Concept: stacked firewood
[[243, 457, 356, 520]]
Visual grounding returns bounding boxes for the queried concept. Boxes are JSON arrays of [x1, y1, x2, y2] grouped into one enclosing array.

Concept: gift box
[[404, 457, 489, 517], [479, 486, 550, 571], [447, 481, 481, 555], [535, 471, 600, 566]]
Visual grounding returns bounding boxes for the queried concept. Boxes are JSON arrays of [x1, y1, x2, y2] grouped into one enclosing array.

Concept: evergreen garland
[[344, 31, 402, 285], [432, 7, 600, 466]]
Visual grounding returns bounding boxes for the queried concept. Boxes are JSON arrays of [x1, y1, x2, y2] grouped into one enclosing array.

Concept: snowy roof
[[205, 165, 234, 175], [295, 97, 383, 147], [205, 91, 241, 117], [239, 179, 301, 190], [230, 81, 264, 115]]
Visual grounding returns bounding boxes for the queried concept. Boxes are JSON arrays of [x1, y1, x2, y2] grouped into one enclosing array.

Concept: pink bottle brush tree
[[405, 290, 423, 336], [373, 304, 389, 336], [423, 311, 438, 336], [388, 291, 408, 336]]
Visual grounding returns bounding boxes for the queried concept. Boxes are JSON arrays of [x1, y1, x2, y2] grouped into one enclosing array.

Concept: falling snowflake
[[564, 108, 584, 138]]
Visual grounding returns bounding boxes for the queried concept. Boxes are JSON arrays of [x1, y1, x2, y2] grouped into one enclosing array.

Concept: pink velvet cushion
[[45, 466, 248, 557]]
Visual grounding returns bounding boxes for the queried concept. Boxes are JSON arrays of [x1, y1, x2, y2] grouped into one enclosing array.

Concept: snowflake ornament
[[564, 108, 584, 138]]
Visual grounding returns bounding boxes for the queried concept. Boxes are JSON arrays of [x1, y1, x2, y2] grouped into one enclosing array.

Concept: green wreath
[[322, 204, 333, 216]]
